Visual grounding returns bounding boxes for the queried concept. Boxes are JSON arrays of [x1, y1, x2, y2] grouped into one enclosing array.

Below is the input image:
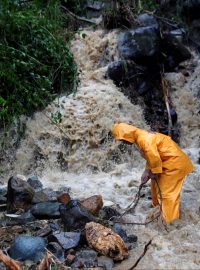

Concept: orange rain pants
[[112, 123, 194, 224]]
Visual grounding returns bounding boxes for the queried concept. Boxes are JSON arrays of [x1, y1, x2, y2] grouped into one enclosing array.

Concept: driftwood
[[0, 250, 21, 270], [37, 251, 52, 270], [127, 240, 152, 270], [161, 75, 173, 136]]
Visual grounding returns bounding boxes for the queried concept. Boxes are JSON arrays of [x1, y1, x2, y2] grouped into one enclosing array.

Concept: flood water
[[1, 29, 200, 269]]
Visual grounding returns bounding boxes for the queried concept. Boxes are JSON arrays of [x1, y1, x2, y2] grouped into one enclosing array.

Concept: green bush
[[0, 0, 78, 127]]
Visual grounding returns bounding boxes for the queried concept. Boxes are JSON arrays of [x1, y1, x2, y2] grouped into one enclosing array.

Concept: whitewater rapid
[[1, 29, 200, 269]]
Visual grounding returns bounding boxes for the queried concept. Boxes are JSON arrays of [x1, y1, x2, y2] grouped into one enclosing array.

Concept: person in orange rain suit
[[112, 123, 194, 224]]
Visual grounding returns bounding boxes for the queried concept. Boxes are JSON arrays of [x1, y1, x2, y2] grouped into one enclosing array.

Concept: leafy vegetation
[[0, 0, 78, 128]]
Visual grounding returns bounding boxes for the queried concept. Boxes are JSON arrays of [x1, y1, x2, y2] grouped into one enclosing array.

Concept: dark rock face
[[48, 231, 81, 250], [7, 176, 34, 213], [59, 200, 96, 231], [161, 33, 191, 71], [107, 60, 147, 87], [31, 202, 61, 219], [118, 26, 161, 65], [9, 235, 46, 262]]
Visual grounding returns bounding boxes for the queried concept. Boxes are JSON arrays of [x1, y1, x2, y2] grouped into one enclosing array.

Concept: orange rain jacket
[[112, 123, 194, 224]]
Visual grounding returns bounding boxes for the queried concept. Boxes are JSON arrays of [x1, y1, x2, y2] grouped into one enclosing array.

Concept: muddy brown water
[[0, 30, 200, 269]]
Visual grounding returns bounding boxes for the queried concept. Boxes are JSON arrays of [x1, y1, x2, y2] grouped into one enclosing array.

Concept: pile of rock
[[0, 175, 137, 269]]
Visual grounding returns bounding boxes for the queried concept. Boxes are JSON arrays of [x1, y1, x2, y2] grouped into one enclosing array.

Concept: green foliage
[[139, 0, 160, 11], [0, 0, 78, 127], [62, 0, 87, 15]]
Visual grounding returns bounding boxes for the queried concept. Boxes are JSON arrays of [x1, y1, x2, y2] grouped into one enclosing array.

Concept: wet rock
[[118, 26, 161, 65], [112, 224, 137, 243], [42, 186, 71, 201], [80, 195, 103, 215], [32, 190, 50, 204], [57, 193, 71, 204], [36, 227, 52, 237], [98, 256, 114, 270], [7, 176, 34, 213], [71, 248, 98, 268], [0, 187, 7, 196], [14, 210, 36, 224], [31, 202, 61, 219], [48, 231, 81, 250], [9, 235, 46, 262], [161, 33, 191, 71], [85, 222, 129, 261], [59, 200, 96, 231], [0, 195, 6, 204], [27, 176, 43, 190], [169, 28, 184, 42], [137, 13, 159, 29], [100, 206, 121, 221], [107, 60, 146, 87], [47, 242, 65, 262]]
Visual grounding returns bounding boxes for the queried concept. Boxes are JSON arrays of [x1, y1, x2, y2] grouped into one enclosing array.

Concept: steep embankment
[[1, 24, 200, 270]]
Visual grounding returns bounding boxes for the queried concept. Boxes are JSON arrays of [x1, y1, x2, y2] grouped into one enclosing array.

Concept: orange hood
[[112, 123, 138, 143]]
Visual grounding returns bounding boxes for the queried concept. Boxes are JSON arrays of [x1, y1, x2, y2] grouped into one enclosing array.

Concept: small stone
[[31, 202, 61, 219], [71, 248, 98, 268], [27, 176, 43, 190], [7, 176, 34, 213], [59, 200, 96, 231], [98, 256, 114, 270], [9, 235, 45, 262], [47, 242, 65, 262], [57, 193, 71, 204], [80, 195, 103, 215], [48, 231, 81, 250], [66, 254, 75, 264]]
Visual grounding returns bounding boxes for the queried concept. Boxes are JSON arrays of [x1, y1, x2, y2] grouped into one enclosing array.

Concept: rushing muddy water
[[1, 29, 200, 269]]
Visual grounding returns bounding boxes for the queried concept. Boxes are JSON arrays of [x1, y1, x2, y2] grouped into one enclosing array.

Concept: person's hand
[[141, 169, 151, 184]]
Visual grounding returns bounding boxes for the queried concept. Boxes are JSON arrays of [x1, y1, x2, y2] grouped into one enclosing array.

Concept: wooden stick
[[127, 239, 152, 270], [0, 250, 21, 270], [161, 76, 173, 136], [61, 6, 98, 25]]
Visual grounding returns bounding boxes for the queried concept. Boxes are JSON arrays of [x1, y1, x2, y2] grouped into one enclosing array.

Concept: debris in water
[[85, 221, 129, 261]]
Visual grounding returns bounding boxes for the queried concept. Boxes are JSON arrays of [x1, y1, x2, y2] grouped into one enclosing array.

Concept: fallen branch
[[110, 178, 164, 227], [161, 75, 173, 137], [0, 250, 21, 270], [37, 251, 52, 270], [127, 239, 152, 270], [61, 6, 98, 25]]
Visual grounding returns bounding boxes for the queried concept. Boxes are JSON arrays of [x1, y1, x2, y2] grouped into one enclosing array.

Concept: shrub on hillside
[[0, 0, 77, 126]]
